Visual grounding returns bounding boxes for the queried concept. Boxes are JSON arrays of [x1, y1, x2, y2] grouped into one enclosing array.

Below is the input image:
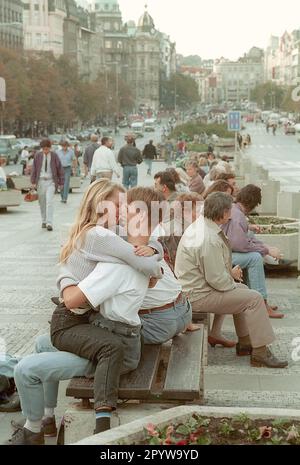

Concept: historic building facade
[[0, 0, 23, 50]]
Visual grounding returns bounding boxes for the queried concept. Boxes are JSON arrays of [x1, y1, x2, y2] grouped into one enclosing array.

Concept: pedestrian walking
[[57, 141, 77, 204], [272, 124, 277, 136], [143, 140, 157, 175], [30, 139, 64, 231], [90, 137, 120, 181], [74, 143, 82, 177], [20, 146, 29, 175], [83, 134, 100, 177], [118, 136, 143, 189], [165, 138, 174, 164]]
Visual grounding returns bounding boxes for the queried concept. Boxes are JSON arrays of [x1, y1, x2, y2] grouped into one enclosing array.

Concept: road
[[244, 122, 300, 192]]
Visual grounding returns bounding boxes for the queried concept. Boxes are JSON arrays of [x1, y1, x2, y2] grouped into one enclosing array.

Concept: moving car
[[144, 118, 156, 132], [131, 121, 144, 138]]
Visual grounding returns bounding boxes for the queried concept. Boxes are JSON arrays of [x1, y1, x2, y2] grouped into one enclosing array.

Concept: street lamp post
[[0, 77, 6, 136]]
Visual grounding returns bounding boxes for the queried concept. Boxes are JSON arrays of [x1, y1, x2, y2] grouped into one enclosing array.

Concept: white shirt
[[141, 260, 181, 309], [40, 153, 53, 180], [91, 145, 120, 177], [21, 149, 29, 161], [78, 262, 149, 326], [0, 166, 6, 182]]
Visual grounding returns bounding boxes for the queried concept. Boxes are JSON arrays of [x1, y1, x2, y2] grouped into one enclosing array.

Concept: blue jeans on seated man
[[141, 299, 192, 345], [14, 332, 139, 422], [232, 252, 267, 300]]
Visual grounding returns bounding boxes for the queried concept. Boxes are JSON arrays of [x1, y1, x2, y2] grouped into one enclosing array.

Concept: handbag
[[24, 189, 38, 202]]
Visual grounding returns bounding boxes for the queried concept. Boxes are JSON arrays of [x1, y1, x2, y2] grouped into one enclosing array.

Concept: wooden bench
[[192, 312, 210, 367], [66, 328, 205, 406]]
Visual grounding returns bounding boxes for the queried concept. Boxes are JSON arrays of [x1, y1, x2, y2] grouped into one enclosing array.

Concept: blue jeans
[[232, 252, 267, 300], [14, 344, 90, 421], [141, 299, 192, 345], [144, 159, 153, 175], [0, 354, 21, 378], [122, 166, 138, 189], [61, 166, 72, 202], [14, 330, 140, 421]]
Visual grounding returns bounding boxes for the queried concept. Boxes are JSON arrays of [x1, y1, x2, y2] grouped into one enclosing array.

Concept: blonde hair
[[60, 179, 125, 263]]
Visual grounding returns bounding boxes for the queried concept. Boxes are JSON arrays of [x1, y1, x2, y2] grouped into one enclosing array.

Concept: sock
[[95, 410, 112, 434], [252, 346, 267, 357], [239, 335, 251, 347], [24, 419, 43, 434], [44, 408, 55, 419]]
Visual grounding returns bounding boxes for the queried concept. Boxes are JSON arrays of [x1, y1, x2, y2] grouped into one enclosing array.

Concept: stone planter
[[255, 180, 281, 216], [73, 405, 300, 445], [11, 176, 31, 191], [257, 230, 299, 263], [69, 177, 81, 191], [0, 190, 22, 209], [278, 192, 300, 220]]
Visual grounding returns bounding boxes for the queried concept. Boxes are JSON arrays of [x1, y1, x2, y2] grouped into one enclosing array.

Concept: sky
[[86, 0, 300, 59]]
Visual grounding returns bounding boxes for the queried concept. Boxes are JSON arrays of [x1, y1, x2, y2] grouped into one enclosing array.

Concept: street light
[[0, 77, 6, 136]]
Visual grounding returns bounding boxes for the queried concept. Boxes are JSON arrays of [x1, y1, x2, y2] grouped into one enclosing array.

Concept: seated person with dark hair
[[222, 184, 287, 319], [154, 171, 178, 202]]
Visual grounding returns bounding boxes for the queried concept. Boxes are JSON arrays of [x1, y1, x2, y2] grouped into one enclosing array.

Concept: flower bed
[[250, 216, 299, 228], [142, 414, 300, 445], [74, 406, 300, 446], [257, 226, 298, 235]]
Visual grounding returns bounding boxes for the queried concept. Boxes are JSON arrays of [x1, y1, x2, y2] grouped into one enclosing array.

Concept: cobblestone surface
[[0, 163, 300, 444]]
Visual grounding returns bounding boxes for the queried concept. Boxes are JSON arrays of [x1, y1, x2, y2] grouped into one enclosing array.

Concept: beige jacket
[[175, 216, 236, 303]]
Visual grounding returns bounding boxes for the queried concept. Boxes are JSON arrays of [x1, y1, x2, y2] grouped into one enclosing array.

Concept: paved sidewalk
[[0, 164, 300, 444]]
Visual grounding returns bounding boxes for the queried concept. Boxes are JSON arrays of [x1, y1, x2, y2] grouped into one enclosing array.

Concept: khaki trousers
[[96, 171, 113, 180], [191, 284, 275, 348]]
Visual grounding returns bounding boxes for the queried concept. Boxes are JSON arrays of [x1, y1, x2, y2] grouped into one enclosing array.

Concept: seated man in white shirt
[[90, 137, 121, 181]]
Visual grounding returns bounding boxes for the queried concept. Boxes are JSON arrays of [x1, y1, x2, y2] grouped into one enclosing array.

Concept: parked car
[[284, 125, 296, 135], [0, 135, 19, 164]]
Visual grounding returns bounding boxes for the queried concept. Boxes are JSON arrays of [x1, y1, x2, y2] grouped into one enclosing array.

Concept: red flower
[[146, 423, 159, 437], [176, 440, 188, 446]]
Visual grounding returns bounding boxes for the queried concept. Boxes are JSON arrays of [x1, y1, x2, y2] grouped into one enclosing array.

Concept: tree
[[250, 81, 285, 109], [160, 73, 199, 110], [281, 86, 300, 113]]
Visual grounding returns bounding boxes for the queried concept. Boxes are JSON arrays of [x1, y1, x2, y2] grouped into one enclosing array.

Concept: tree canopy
[[0, 48, 133, 135]]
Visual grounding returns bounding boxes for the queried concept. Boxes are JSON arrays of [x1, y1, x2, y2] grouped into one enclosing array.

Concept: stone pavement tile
[[205, 390, 300, 409], [258, 374, 300, 392], [205, 373, 261, 391]]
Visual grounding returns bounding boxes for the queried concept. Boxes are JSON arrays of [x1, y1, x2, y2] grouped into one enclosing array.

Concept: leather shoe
[[268, 307, 284, 319], [0, 375, 10, 394], [5, 427, 45, 445], [12, 416, 57, 438], [251, 348, 288, 368], [51, 296, 60, 306], [236, 343, 252, 356], [0, 392, 21, 412], [265, 259, 296, 270], [208, 336, 236, 348], [47, 225, 53, 231]]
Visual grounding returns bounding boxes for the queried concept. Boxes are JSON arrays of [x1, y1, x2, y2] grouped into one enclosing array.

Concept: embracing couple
[[7, 179, 194, 445]]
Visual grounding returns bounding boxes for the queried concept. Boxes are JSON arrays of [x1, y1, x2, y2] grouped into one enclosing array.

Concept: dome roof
[[138, 9, 155, 32]]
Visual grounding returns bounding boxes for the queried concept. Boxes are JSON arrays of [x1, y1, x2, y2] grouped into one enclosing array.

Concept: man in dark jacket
[[83, 134, 100, 177], [143, 140, 157, 175], [118, 136, 143, 189], [31, 139, 64, 231]]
